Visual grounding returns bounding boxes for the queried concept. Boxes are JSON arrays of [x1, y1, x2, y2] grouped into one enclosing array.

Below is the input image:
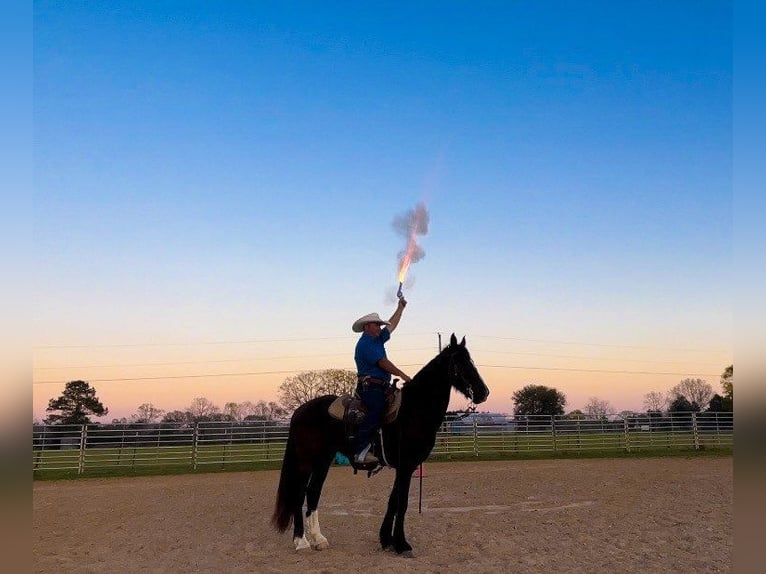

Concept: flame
[[398, 254, 412, 283], [396, 203, 429, 283]]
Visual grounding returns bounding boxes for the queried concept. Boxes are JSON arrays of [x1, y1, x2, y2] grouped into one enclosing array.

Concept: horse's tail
[[272, 430, 299, 532]]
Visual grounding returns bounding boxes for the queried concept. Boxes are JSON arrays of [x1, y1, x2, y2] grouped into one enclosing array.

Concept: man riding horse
[[351, 298, 412, 465]]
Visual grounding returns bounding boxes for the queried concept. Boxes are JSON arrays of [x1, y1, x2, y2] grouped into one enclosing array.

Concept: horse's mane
[[409, 345, 450, 383]]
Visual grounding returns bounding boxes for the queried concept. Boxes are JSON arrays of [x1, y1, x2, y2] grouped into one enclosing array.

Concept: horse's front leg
[[380, 469, 415, 554], [392, 469, 414, 554], [379, 476, 397, 550]]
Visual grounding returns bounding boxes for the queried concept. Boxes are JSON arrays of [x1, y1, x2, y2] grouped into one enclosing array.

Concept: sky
[[32, 1, 732, 422]]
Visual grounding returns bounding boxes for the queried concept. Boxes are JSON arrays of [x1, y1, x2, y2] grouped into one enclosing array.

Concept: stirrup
[[354, 452, 379, 465]]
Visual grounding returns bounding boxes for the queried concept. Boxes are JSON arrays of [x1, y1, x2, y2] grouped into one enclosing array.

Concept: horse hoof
[[311, 537, 330, 551], [294, 536, 311, 551]]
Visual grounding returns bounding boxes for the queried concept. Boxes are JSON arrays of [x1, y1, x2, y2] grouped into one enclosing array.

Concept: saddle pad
[[328, 396, 347, 421], [383, 389, 402, 424]]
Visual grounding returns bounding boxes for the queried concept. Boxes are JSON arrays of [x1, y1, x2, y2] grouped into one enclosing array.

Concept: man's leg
[[356, 384, 386, 463]]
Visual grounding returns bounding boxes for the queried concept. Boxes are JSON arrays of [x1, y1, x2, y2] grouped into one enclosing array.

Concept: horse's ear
[[460, 336, 466, 347], [450, 333, 457, 347]]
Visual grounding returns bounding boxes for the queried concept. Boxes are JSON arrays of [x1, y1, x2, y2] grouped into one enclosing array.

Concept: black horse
[[272, 333, 489, 554]]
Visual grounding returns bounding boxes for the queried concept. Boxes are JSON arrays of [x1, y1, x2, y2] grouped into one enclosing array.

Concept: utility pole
[[437, 332, 442, 352]]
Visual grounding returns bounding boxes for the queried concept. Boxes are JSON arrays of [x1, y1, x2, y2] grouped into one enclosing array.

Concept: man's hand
[[398, 297, 408, 308]]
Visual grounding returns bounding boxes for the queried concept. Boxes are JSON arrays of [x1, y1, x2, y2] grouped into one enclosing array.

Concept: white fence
[[32, 412, 733, 476]]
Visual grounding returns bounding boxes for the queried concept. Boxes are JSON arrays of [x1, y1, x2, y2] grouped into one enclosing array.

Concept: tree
[[668, 395, 698, 413], [131, 403, 165, 423], [705, 366, 733, 413], [187, 397, 219, 421], [511, 384, 566, 416], [643, 391, 668, 414], [584, 397, 612, 420], [162, 410, 192, 423], [565, 409, 585, 420], [223, 402, 241, 422], [45, 380, 108, 425], [707, 394, 729, 412], [720, 365, 733, 410], [278, 369, 357, 413], [670, 378, 713, 411], [243, 400, 288, 421]]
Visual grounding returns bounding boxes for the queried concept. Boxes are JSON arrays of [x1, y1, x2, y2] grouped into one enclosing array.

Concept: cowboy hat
[[352, 312, 391, 333]]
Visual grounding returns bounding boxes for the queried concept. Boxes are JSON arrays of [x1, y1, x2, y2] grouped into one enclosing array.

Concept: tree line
[[510, 365, 733, 419], [40, 365, 733, 425], [41, 369, 358, 425]]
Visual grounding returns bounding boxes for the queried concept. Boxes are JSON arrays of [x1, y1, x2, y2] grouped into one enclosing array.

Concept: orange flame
[[398, 231, 417, 283], [396, 204, 428, 284]]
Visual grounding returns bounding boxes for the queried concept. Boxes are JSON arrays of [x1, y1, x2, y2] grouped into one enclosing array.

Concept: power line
[[33, 370, 300, 385], [479, 365, 720, 377], [476, 349, 723, 367], [32, 348, 723, 372], [471, 334, 723, 354], [32, 364, 720, 385], [33, 347, 437, 370], [33, 332, 434, 351], [33, 336, 355, 350], [33, 332, 727, 358]]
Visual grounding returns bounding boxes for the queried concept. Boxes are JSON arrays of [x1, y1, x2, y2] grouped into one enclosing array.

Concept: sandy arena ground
[[33, 456, 732, 573]]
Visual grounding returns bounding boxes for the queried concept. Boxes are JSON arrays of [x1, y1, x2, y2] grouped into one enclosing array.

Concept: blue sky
[[33, 2, 732, 419]]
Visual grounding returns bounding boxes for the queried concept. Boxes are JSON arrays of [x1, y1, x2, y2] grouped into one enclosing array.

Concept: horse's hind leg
[[304, 457, 333, 550], [292, 469, 311, 550]]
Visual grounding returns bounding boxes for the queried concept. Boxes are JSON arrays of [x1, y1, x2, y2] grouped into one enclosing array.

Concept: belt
[[358, 376, 386, 385]]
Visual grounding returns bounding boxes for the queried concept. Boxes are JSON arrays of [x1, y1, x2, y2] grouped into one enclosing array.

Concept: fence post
[[34, 426, 47, 473], [692, 412, 700, 450], [624, 418, 630, 453], [473, 420, 479, 457], [78, 425, 87, 475], [714, 412, 720, 447], [264, 421, 269, 461], [192, 423, 199, 470], [551, 416, 557, 453]]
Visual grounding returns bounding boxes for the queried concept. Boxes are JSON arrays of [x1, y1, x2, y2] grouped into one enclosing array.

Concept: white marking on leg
[[306, 511, 329, 550], [294, 535, 311, 551]]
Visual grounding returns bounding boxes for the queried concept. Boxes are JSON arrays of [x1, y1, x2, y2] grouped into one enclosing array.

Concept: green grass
[[33, 432, 732, 481], [433, 431, 732, 455]]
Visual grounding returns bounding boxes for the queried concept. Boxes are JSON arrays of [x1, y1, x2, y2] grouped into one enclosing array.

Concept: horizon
[[33, 329, 730, 422]]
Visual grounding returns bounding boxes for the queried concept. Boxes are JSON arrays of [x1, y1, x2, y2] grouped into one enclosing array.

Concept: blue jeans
[[355, 382, 386, 454]]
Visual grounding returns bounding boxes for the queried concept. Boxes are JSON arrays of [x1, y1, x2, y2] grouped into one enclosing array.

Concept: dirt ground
[[33, 456, 732, 573]]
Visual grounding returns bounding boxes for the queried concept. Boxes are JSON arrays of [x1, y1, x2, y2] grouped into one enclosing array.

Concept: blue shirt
[[354, 328, 391, 382]]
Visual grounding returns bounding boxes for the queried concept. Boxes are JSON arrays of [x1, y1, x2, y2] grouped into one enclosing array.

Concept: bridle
[[447, 351, 475, 403]]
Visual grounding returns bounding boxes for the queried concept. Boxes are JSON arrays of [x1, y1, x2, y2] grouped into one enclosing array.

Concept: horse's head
[[443, 333, 489, 405]]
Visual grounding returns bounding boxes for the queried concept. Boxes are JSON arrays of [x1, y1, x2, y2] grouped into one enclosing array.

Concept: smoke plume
[[393, 202, 430, 282]]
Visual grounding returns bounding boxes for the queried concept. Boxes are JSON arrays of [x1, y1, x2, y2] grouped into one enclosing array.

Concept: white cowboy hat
[[352, 312, 391, 333]]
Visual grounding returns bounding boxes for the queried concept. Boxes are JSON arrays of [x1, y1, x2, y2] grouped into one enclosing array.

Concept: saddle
[[327, 386, 402, 426], [327, 386, 402, 475]]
